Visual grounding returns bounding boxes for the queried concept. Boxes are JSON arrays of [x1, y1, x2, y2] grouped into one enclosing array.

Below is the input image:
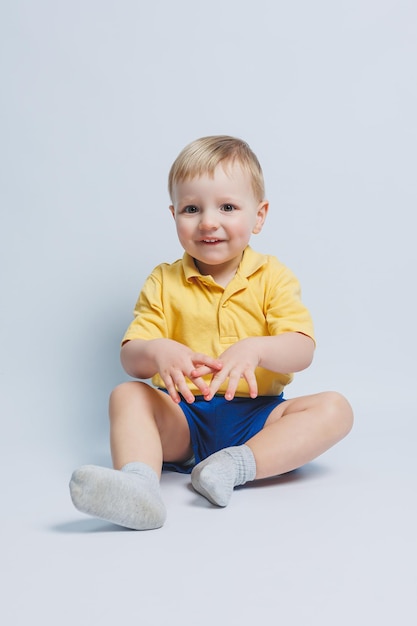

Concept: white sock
[[191, 445, 256, 507], [69, 462, 166, 530]]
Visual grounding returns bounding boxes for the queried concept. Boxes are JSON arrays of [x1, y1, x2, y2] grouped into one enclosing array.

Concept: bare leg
[[247, 391, 353, 479], [109, 381, 192, 474], [191, 391, 353, 505], [70, 381, 192, 529]]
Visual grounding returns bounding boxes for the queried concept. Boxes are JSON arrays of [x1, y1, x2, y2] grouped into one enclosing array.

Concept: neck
[[194, 256, 242, 288]]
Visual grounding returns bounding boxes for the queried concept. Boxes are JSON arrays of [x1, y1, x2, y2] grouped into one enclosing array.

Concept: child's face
[[170, 161, 268, 281]]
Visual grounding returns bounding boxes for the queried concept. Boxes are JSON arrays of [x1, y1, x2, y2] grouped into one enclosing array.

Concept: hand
[[153, 340, 222, 404], [191, 338, 261, 402]]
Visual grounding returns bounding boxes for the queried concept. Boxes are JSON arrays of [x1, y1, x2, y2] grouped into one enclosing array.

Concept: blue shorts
[[162, 392, 286, 474]]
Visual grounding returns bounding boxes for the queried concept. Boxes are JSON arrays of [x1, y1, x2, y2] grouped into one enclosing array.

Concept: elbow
[[120, 344, 133, 377], [305, 340, 315, 368], [120, 339, 154, 379], [120, 340, 141, 378], [294, 334, 315, 371], [294, 354, 314, 373]]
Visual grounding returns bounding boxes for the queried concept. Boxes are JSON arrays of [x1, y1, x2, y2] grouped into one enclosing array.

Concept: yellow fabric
[[122, 246, 315, 397]]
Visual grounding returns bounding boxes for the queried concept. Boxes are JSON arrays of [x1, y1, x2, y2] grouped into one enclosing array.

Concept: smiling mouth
[[200, 239, 223, 244]]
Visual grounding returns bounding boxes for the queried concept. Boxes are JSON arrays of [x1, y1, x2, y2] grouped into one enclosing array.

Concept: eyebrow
[[176, 194, 242, 204]]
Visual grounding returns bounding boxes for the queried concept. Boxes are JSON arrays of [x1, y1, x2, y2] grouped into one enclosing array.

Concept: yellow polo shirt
[[122, 246, 315, 397]]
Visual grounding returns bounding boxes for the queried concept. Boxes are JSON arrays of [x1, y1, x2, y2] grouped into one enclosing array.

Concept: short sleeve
[[265, 260, 315, 342], [122, 269, 168, 344]]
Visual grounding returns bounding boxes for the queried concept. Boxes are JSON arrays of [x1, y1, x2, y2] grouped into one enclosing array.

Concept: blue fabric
[[162, 392, 285, 474]]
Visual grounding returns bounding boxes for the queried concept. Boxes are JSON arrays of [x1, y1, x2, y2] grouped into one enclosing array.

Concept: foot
[[69, 463, 166, 530], [191, 446, 256, 507]]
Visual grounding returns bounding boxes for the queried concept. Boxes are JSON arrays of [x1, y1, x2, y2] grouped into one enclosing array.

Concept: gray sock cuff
[[226, 445, 257, 485], [121, 462, 160, 485]]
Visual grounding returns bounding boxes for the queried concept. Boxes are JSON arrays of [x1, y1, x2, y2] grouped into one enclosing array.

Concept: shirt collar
[[181, 246, 267, 283]]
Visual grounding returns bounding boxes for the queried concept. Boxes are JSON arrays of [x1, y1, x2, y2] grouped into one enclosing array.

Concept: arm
[[192, 332, 314, 401], [120, 338, 223, 404], [251, 332, 314, 373]]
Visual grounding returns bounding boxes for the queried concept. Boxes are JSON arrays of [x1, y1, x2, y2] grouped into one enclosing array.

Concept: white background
[[1, 1, 416, 624]]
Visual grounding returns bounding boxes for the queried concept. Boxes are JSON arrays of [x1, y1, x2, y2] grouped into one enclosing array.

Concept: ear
[[252, 201, 269, 234], [169, 205, 176, 220]]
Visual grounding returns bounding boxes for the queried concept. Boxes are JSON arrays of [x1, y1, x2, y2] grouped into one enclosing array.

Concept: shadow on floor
[[51, 518, 133, 534]]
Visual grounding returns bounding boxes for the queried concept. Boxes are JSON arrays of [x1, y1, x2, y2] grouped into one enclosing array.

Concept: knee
[[109, 380, 150, 414], [110, 380, 141, 399], [323, 391, 354, 438]]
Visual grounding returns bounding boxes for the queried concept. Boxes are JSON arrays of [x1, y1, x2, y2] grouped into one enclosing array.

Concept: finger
[[205, 369, 228, 400], [192, 354, 223, 371], [224, 371, 241, 401], [190, 365, 222, 378], [189, 375, 210, 397], [162, 375, 181, 404], [163, 373, 194, 404], [217, 367, 259, 401], [174, 377, 196, 404], [243, 369, 258, 399]]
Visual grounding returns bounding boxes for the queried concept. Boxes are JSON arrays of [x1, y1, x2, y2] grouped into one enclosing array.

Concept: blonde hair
[[168, 135, 265, 201]]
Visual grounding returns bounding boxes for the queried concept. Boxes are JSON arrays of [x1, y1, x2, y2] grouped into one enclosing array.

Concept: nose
[[199, 208, 219, 230]]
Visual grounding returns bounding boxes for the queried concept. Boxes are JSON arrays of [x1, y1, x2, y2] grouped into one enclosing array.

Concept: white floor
[[3, 402, 416, 626]]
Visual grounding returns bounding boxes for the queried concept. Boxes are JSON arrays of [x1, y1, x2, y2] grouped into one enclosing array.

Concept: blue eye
[[183, 205, 199, 214], [221, 204, 235, 212]]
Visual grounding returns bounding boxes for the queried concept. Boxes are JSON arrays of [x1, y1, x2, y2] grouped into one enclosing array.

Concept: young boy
[[70, 135, 353, 530]]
